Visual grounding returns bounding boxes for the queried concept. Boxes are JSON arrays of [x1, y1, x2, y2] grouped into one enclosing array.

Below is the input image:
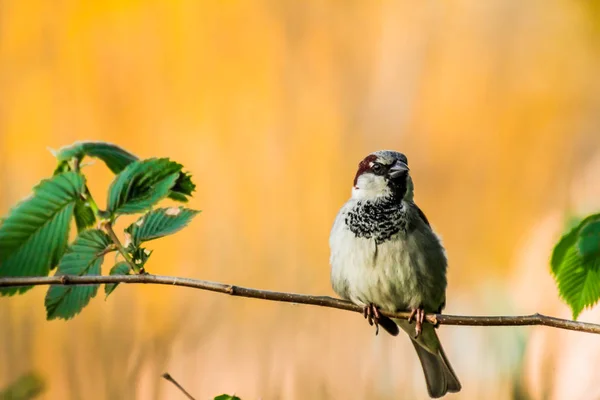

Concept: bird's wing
[[412, 202, 430, 227]]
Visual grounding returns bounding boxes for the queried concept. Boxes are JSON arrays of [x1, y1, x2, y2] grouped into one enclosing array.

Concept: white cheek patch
[[352, 174, 391, 200]]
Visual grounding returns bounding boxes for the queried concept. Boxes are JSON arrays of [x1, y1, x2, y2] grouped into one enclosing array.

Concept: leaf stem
[[69, 156, 102, 219], [84, 187, 101, 217], [103, 221, 140, 274]]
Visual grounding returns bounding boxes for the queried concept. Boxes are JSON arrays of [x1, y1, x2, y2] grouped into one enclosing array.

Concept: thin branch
[[102, 222, 140, 274], [0, 274, 599, 334], [162, 373, 196, 400]]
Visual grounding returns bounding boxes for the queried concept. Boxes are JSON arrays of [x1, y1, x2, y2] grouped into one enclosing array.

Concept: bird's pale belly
[[330, 227, 423, 312]]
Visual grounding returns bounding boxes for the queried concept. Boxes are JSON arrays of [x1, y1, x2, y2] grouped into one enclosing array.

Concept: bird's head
[[351, 150, 413, 202]]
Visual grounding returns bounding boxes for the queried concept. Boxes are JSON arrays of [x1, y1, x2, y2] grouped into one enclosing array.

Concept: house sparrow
[[329, 150, 461, 398]]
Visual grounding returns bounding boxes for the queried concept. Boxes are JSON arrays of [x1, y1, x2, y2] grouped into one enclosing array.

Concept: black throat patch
[[344, 196, 409, 244]]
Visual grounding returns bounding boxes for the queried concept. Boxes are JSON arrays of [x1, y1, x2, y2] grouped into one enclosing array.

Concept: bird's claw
[[408, 307, 426, 338], [363, 303, 381, 335]]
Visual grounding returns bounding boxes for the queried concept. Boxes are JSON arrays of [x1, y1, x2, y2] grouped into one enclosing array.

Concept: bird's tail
[[396, 320, 461, 398]]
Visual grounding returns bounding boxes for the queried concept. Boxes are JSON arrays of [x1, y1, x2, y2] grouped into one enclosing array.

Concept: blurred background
[[1, 1, 600, 399]]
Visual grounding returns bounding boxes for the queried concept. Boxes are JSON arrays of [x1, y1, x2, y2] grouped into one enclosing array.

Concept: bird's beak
[[388, 160, 409, 179]]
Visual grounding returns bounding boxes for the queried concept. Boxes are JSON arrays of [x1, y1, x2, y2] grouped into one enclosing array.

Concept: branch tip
[[162, 371, 195, 400]]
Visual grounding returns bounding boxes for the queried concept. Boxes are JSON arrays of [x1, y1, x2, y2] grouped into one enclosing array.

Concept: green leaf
[[125, 207, 200, 247], [564, 214, 584, 232], [53, 159, 70, 176], [129, 247, 153, 270], [104, 261, 130, 297], [555, 245, 600, 319], [53, 141, 195, 201], [169, 171, 196, 202], [0, 372, 45, 400], [551, 213, 600, 275], [45, 229, 112, 320], [54, 141, 138, 174], [214, 395, 241, 400], [578, 218, 600, 260], [551, 227, 580, 276], [0, 172, 85, 296], [107, 158, 184, 216], [74, 199, 96, 232]]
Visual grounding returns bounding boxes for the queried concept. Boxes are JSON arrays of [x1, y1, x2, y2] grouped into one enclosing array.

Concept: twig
[[102, 222, 140, 274], [162, 373, 195, 400], [0, 274, 599, 334]]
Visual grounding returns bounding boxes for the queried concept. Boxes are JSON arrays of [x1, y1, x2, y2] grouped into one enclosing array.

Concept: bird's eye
[[372, 163, 384, 174]]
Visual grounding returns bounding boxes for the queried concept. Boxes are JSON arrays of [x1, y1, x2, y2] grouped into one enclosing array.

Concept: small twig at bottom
[[162, 373, 196, 400]]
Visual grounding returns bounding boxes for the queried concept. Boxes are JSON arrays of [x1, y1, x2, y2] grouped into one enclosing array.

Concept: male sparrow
[[329, 150, 461, 398]]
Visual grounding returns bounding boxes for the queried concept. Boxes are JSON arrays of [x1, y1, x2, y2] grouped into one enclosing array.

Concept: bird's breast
[[330, 215, 419, 311]]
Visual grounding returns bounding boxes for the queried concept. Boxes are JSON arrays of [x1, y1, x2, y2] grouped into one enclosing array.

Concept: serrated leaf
[[45, 230, 112, 320], [107, 158, 185, 216], [169, 171, 196, 202], [54, 141, 138, 174], [104, 261, 130, 297], [578, 218, 600, 260], [129, 247, 153, 270], [214, 395, 241, 400], [53, 160, 70, 175], [74, 199, 96, 232], [54, 141, 195, 202], [0, 172, 85, 295], [551, 213, 600, 275], [125, 207, 200, 247], [555, 245, 600, 319], [551, 228, 580, 276]]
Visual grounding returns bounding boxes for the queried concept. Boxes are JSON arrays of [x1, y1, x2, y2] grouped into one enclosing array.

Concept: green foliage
[[0, 172, 85, 295], [129, 247, 153, 271], [555, 246, 600, 320], [578, 219, 600, 259], [105, 262, 130, 297], [125, 207, 200, 247], [214, 395, 241, 400], [107, 158, 186, 216], [551, 224, 580, 276], [170, 171, 196, 202], [0, 141, 199, 321], [54, 141, 138, 174], [45, 230, 112, 320], [0, 372, 45, 400], [74, 198, 97, 232], [551, 213, 600, 319], [551, 213, 599, 274]]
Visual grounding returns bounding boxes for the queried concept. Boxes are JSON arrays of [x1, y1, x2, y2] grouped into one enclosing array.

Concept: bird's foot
[[363, 303, 382, 335], [408, 307, 426, 338]]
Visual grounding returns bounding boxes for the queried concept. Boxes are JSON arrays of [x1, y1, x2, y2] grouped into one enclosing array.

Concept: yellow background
[[1, 1, 600, 399]]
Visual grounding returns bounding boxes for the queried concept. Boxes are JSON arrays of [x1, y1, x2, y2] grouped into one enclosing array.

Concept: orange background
[[1, 1, 600, 399]]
